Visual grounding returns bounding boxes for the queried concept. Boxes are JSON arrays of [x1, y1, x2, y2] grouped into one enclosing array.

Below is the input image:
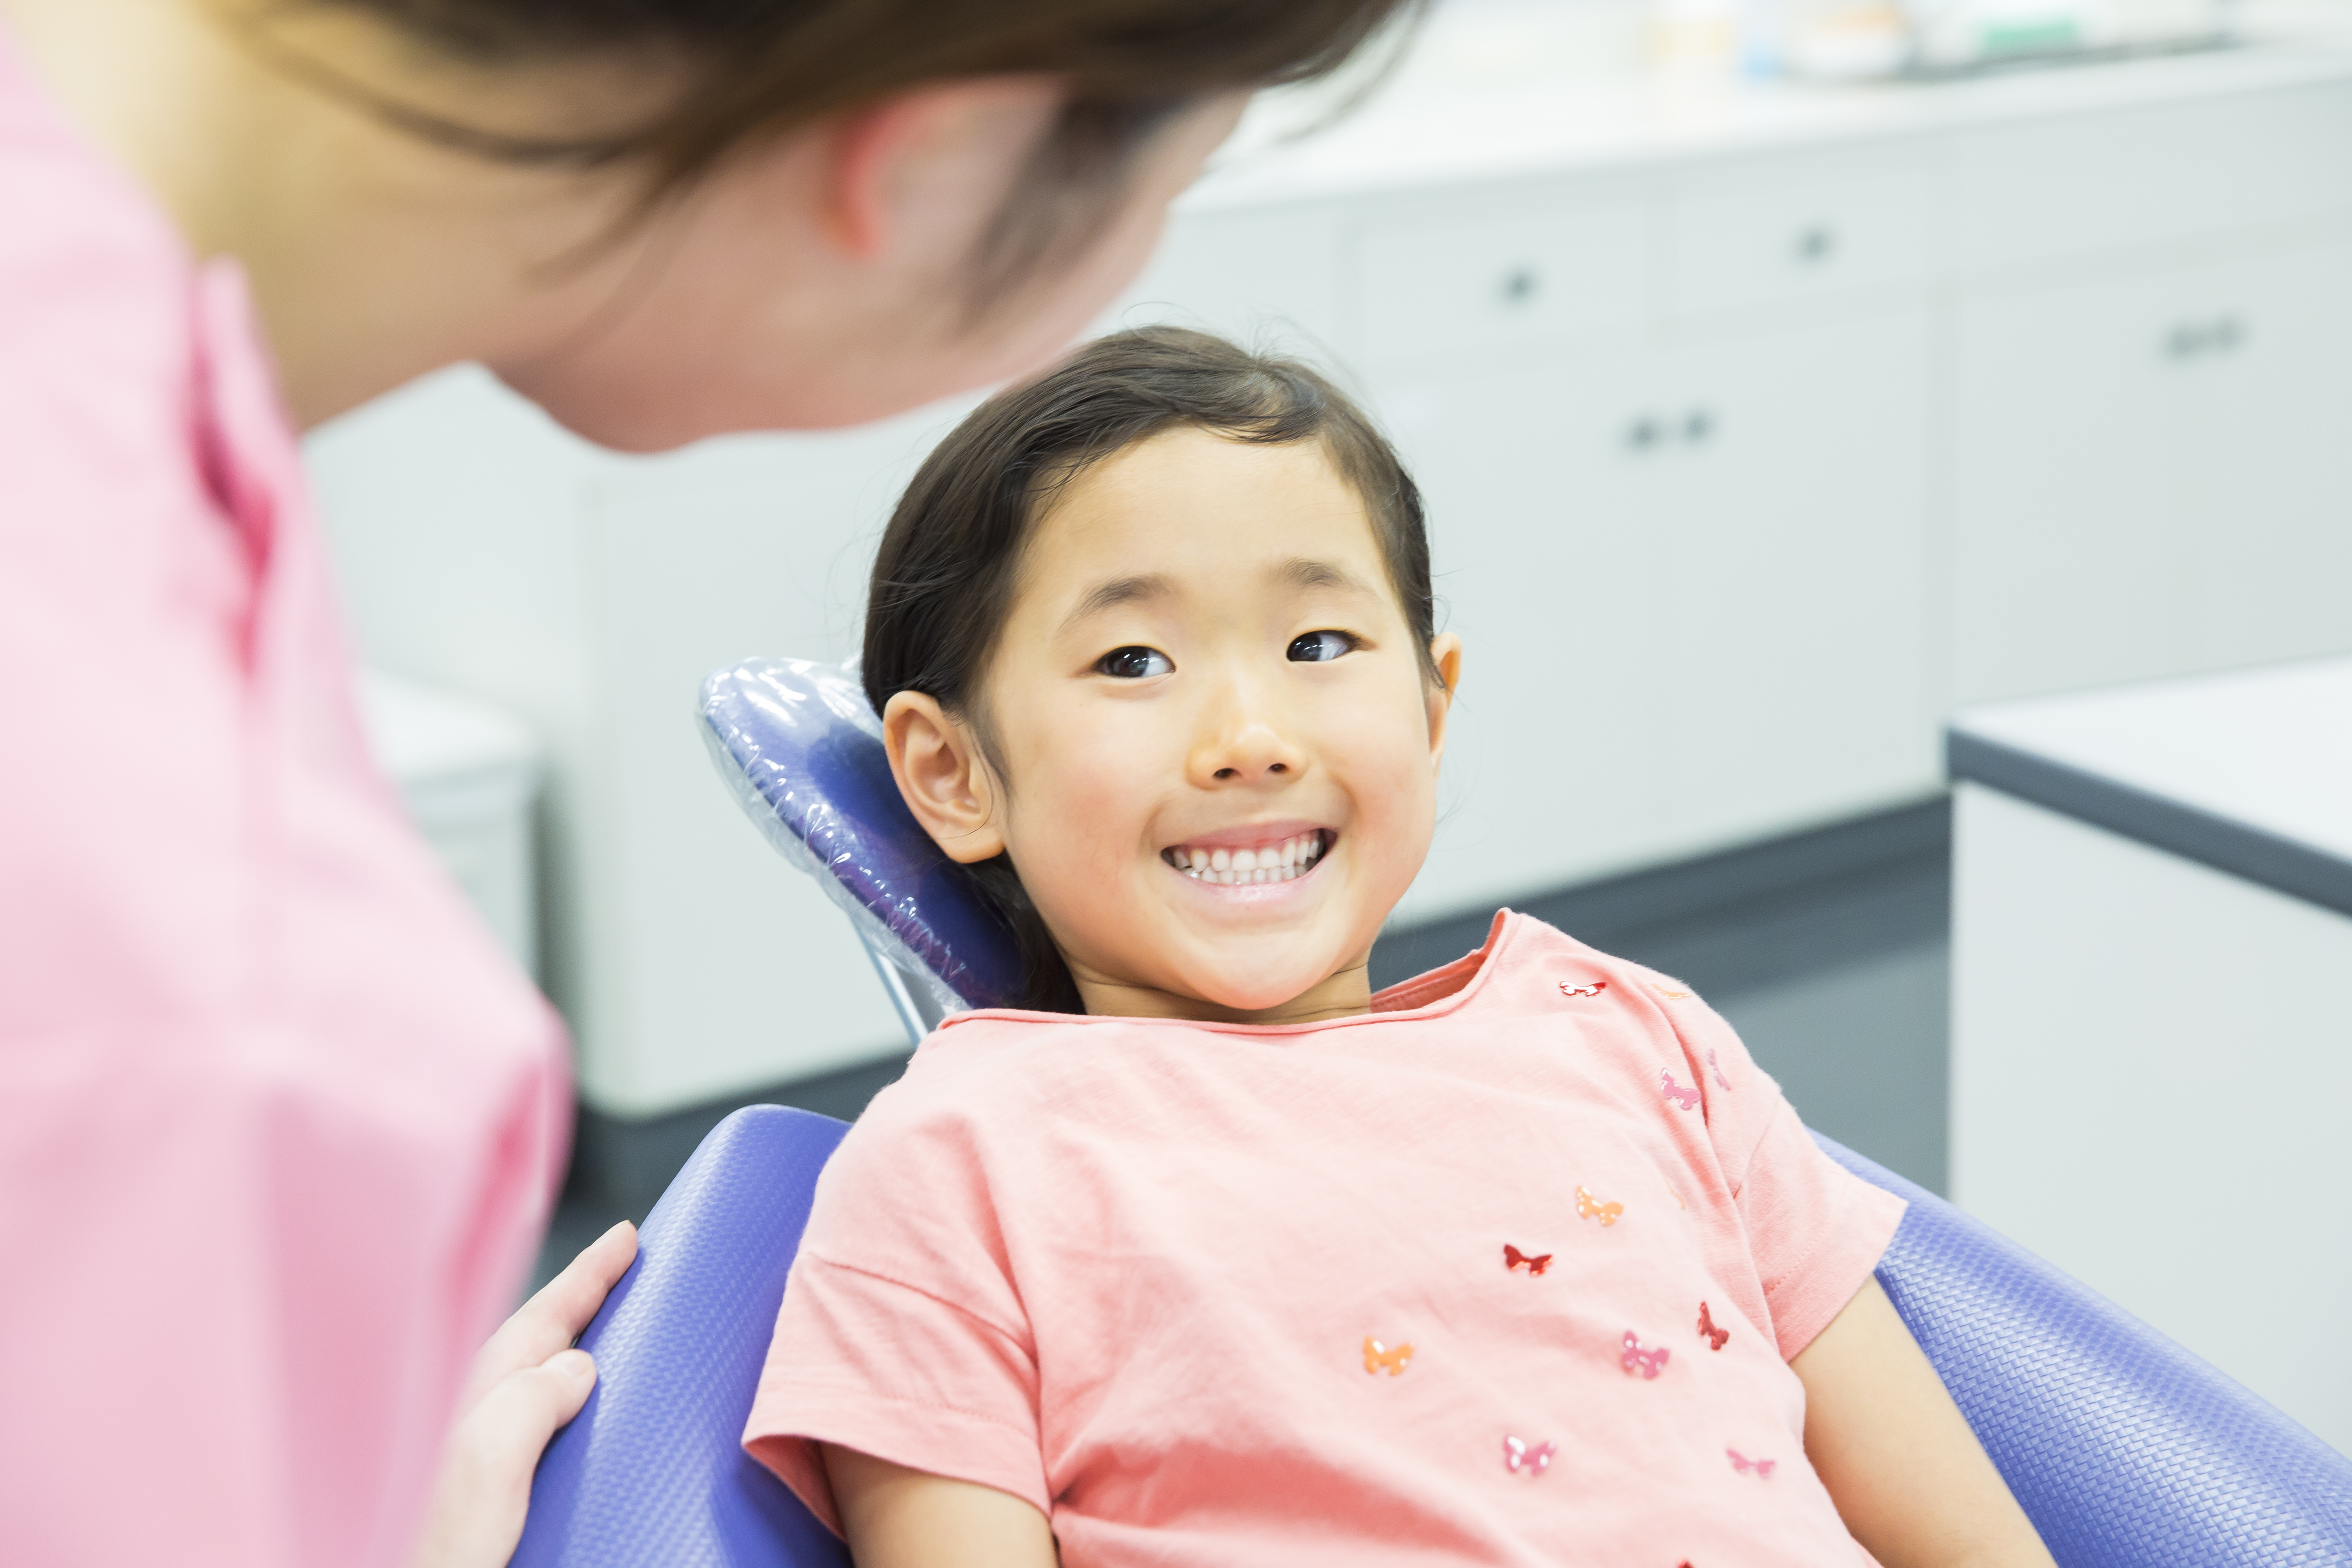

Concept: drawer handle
[[1499, 267, 1541, 305], [1626, 416, 1664, 450], [2165, 316, 2249, 359], [1683, 409, 1715, 444], [1795, 225, 1837, 264]]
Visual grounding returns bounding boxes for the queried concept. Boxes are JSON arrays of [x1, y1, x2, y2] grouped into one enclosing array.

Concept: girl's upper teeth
[[1165, 833, 1327, 884]]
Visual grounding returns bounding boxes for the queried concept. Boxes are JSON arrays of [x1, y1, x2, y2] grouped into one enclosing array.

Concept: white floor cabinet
[[310, 41, 2352, 1113]]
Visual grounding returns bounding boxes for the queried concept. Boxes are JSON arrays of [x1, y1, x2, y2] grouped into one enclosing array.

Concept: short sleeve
[[740, 1088, 1050, 1535], [1641, 971, 1907, 1361], [1734, 1103, 1907, 1359]]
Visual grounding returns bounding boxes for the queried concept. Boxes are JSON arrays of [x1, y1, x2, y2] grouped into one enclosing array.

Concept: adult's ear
[[1425, 633, 1464, 773], [881, 690, 1007, 864], [823, 76, 1064, 263]]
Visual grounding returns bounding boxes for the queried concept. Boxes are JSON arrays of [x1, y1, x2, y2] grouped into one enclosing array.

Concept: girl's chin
[[1175, 954, 1350, 1017]]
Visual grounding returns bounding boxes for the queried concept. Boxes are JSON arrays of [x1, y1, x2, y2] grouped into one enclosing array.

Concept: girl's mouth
[[1160, 829, 1332, 886]]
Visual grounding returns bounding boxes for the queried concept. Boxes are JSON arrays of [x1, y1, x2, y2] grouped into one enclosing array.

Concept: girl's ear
[[882, 690, 1008, 864], [1425, 633, 1464, 772]]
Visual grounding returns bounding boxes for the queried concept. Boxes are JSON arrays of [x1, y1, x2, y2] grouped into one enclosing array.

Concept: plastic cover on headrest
[[699, 657, 1025, 1018]]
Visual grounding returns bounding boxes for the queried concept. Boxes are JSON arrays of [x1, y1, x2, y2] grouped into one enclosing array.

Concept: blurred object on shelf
[[1902, 0, 2236, 75]]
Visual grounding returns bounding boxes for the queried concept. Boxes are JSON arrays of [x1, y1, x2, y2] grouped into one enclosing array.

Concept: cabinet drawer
[[1950, 80, 2352, 273], [1665, 146, 1931, 319], [1354, 201, 1648, 367]]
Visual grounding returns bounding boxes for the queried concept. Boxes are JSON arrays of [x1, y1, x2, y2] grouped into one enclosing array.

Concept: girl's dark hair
[[281, 0, 1420, 298], [863, 325, 1437, 1013]]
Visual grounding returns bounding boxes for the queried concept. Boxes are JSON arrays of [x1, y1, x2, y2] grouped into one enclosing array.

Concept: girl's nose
[[1189, 716, 1306, 786]]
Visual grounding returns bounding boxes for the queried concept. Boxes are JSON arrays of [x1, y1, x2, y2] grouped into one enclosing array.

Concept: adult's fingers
[[461, 1221, 637, 1414], [410, 1350, 599, 1568]]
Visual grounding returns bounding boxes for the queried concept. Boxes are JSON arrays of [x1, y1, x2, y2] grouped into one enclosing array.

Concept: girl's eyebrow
[[1281, 557, 1379, 598], [1060, 572, 1172, 634], [1060, 558, 1377, 637]]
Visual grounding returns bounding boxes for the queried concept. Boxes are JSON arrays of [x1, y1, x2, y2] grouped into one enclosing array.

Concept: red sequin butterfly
[[1660, 1071, 1700, 1111], [1559, 980, 1607, 999], [1728, 1448, 1776, 1478], [1575, 1186, 1623, 1227], [1362, 1336, 1414, 1376], [1697, 1301, 1729, 1351], [1503, 1436, 1556, 1476], [1621, 1331, 1670, 1379], [1503, 1244, 1553, 1276]]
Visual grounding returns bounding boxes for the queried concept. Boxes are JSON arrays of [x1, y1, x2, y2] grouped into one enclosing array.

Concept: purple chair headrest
[[699, 657, 1024, 1017]]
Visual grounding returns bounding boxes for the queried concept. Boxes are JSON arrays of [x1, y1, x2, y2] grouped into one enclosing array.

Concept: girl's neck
[[1070, 959, 1375, 1027]]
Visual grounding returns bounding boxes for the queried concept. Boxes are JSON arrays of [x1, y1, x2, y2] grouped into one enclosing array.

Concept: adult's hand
[[408, 1220, 639, 1568]]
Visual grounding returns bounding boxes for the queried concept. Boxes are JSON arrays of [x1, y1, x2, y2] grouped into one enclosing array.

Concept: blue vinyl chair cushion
[[519, 1106, 2352, 1567], [699, 657, 1023, 1014]]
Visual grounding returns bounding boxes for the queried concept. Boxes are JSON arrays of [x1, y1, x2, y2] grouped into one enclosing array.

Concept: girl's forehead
[[1029, 429, 1382, 580]]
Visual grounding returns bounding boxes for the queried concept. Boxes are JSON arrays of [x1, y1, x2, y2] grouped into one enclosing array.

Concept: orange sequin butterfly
[[1503, 1243, 1553, 1276], [1575, 1185, 1623, 1227], [1363, 1336, 1414, 1376]]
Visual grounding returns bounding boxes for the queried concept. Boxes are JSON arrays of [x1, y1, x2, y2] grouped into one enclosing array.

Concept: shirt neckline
[[936, 909, 1521, 1040]]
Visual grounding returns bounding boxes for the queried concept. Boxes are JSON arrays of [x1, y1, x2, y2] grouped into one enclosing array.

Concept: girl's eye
[[1288, 630, 1357, 663], [1096, 646, 1173, 679]]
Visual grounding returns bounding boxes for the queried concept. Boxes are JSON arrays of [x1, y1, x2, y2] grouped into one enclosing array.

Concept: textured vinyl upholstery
[[513, 1107, 853, 1568], [1818, 1136, 2352, 1566], [514, 1106, 2352, 1566]]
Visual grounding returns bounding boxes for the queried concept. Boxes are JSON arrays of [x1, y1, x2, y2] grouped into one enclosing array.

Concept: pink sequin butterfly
[[1708, 1047, 1732, 1091], [1728, 1448, 1777, 1478], [1621, 1331, 1670, 1379], [1660, 1071, 1700, 1111], [1559, 980, 1607, 999], [1697, 1301, 1730, 1352], [1503, 1436, 1557, 1476]]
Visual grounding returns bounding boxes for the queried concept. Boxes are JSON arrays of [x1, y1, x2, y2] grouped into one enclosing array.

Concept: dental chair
[[511, 657, 2352, 1568]]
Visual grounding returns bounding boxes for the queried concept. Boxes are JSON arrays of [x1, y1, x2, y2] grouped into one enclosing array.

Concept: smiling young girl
[[741, 328, 2055, 1568]]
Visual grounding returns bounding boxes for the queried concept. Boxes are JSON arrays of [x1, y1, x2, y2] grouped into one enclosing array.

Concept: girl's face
[[886, 427, 1462, 1023]]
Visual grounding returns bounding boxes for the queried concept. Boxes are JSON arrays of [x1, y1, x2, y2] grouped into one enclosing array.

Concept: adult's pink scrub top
[[0, 33, 570, 1568]]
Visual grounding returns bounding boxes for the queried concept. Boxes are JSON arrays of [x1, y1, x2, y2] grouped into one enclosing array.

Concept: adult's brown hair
[[299, 0, 1420, 293]]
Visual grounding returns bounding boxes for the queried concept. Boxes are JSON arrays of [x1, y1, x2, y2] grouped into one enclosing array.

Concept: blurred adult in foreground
[[0, 1, 1410, 1563]]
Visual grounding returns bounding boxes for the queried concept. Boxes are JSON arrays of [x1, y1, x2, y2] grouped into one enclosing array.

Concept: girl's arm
[[1791, 1278, 2057, 1568], [821, 1444, 1059, 1568]]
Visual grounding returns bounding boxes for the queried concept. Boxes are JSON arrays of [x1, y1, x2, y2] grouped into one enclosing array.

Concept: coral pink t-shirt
[[0, 32, 567, 1568], [744, 911, 1904, 1565]]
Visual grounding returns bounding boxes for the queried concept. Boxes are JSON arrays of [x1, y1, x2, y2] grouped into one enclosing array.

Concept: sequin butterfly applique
[[1363, 1336, 1414, 1376], [1503, 1436, 1557, 1477], [1503, 1243, 1553, 1276], [1559, 980, 1608, 999], [1660, 1071, 1701, 1111], [1650, 982, 1692, 1000], [1707, 1047, 1732, 1091], [1575, 1185, 1623, 1227], [1621, 1331, 1670, 1379], [1697, 1301, 1729, 1351], [1727, 1448, 1776, 1478]]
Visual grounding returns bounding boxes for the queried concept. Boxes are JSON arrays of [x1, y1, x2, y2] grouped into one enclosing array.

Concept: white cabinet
[[2191, 238, 2352, 672], [1650, 309, 1936, 847], [1950, 232, 2352, 705], [1384, 305, 1934, 911]]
